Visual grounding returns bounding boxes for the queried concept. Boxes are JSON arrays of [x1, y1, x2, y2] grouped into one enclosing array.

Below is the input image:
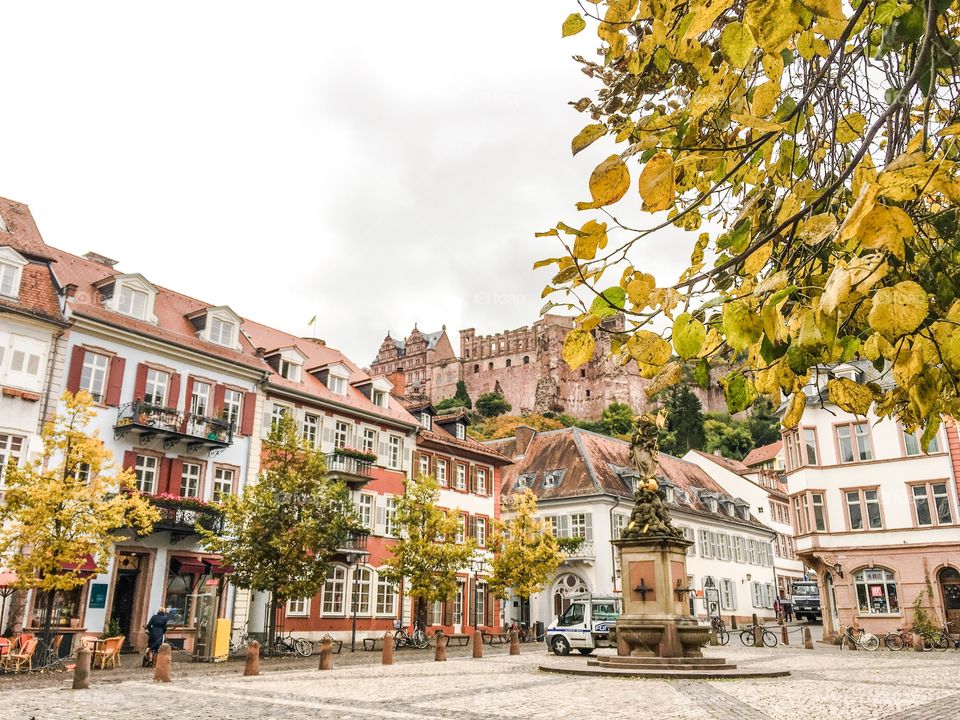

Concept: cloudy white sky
[[2, 1, 689, 364]]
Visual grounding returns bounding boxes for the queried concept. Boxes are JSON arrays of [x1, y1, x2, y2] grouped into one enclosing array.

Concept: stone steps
[[588, 659, 739, 671], [595, 656, 728, 666], [540, 663, 790, 680]]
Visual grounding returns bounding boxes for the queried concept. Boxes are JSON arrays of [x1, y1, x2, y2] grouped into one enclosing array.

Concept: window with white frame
[[383, 497, 398, 536], [681, 525, 696, 555], [213, 467, 234, 502], [733, 535, 745, 563], [352, 567, 372, 615], [454, 584, 463, 624], [717, 533, 731, 561], [144, 368, 169, 406], [223, 389, 243, 431], [419, 454, 430, 477], [372, 389, 387, 407], [612, 514, 627, 540], [322, 566, 346, 615], [355, 493, 374, 529], [455, 464, 466, 490], [456, 515, 466, 544], [375, 574, 396, 615], [912, 482, 953, 526], [386, 435, 401, 469], [0, 261, 20, 297], [420, 412, 432, 430], [208, 317, 235, 347], [117, 285, 148, 319], [287, 598, 309, 617], [903, 426, 941, 455], [476, 517, 487, 547], [0, 434, 24, 486], [4, 335, 45, 392], [303, 413, 320, 448], [845, 488, 883, 530], [836, 422, 873, 463], [698, 529, 713, 559], [854, 568, 900, 614], [359, 428, 376, 455], [190, 380, 211, 418], [76, 463, 91, 483], [280, 359, 301, 382], [751, 581, 763, 608], [180, 462, 201, 498], [475, 582, 487, 625], [328, 374, 346, 395], [475, 467, 487, 495], [570, 513, 592, 539], [134, 455, 158, 494], [436, 459, 447, 486], [270, 404, 288, 431], [720, 579, 736, 610], [79, 351, 109, 402], [334, 421, 349, 449], [430, 600, 443, 626], [455, 423, 465, 440]]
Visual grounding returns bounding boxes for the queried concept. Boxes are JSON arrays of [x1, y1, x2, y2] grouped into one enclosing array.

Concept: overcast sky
[[2, 1, 689, 364]]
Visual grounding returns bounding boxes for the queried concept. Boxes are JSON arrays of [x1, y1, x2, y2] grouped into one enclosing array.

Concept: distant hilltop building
[[371, 314, 724, 419]]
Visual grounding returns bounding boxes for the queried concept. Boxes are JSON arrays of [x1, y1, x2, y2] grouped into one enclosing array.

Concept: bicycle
[[508, 620, 543, 643], [710, 616, 730, 646], [739, 623, 777, 647], [393, 622, 429, 649], [839, 625, 879, 651], [918, 623, 955, 651], [883, 627, 913, 651], [265, 632, 313, 657]]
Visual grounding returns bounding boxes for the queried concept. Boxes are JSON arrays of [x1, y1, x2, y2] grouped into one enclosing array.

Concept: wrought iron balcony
[[149, 495, 226, 539], [325, 452, 373, 488], [114, 401, 233, 454], [337, 529, 371, 561], [562, 540, 595, 562]]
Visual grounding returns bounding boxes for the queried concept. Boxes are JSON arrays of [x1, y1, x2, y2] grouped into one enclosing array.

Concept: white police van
[[545, 594, 621, 656]]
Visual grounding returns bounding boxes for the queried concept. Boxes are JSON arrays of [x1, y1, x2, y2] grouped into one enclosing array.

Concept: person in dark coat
[[143, 608, 169, 666]]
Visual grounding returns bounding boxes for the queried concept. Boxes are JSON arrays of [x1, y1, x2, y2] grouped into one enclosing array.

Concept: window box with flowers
[[333, 447, 377, 463], [146, 493, 225, 535]]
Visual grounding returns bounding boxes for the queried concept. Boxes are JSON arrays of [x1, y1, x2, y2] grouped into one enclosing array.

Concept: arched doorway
[[939, 567, 960, 627], [552, 573, 589, 616]]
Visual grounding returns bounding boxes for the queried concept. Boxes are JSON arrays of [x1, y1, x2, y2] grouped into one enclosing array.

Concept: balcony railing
[[563, 540, 595, 562], [325, 453, 373, 485], [149, 495, 226, 538], [114, 400, 233, 454]]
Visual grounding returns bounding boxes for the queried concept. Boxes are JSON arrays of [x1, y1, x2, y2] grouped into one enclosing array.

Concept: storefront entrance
[[110, 553, 143, 651], [939, 567, 960, 628]]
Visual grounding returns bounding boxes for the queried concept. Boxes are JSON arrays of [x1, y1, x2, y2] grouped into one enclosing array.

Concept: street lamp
[[471, 557, 487, 629], [344, 529, 369, 652]]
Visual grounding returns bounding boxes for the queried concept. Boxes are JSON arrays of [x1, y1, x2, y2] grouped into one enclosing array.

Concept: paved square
[[3, 644, 959, 720]]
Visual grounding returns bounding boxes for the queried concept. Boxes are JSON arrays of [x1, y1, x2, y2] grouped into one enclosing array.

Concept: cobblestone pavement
[[3, 642, 959, 720]]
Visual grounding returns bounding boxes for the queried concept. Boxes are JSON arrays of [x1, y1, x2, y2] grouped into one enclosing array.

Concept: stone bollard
[[434, 631, 448, 662], [318, 635, 333, 670], [509, 628, 520, 656], [154, 643, 172, 683], [753, 617, 762, 648], [72, 646, 92, 690], [781, 623, 789, 646], [709, 624, 718, 646], [803, 627, 814, 650], [243, 640, 260, 676], [913, 633, 925, 652], [730, 614, 738, 630], [472, 629, 483, 659], [381, 632, 394, 665]]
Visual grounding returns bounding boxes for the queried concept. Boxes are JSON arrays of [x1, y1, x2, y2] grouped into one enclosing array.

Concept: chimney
[[515, 425, 536, 456]]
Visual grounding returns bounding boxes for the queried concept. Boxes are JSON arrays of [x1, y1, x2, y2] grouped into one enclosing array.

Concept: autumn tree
[[488, 489, 566, 625], [199, 413, 356, 650], [379, 473, 475, 630], [541, 0, 960, 448], [0, 391, 158, 654]]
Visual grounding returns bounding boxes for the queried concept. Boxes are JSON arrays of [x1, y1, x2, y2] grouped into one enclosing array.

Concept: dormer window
[[280, 359, 301, 382], [328, 374, 346, 394], [117, 285, 148, 319], [543, 469, 565, 488], [209, 317, 235, 347], [455, 423, 465, 440], [373, 389, 388, 407], [516, 472, 536, 489], [0, 247, 29, 299], [420, 412, 432, 430]]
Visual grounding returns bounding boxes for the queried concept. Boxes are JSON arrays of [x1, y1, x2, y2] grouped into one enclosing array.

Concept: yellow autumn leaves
[[572, 151, 676, 213]]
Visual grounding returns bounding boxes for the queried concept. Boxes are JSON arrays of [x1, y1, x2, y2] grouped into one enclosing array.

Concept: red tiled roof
[[742, 441, 783, 467], [418, 425, 512, 465], [50, 247, 265, 371], [0, 197, 64, 321], [0, 197, 55, 261], [499, 427, 766, 528], [241, 320, 420, 427]]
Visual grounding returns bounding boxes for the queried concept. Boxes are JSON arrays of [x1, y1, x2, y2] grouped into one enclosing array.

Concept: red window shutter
[[104, 356, 126, 407], [443, 600, 453, 626], [66, 346, 86, 394], [182, 376, 195, 414], [122, 450, 136, 470], [240, 391, 257, 436], [212, 384, 226, 417], [157, 457, 170, 495], [169, 372, 182, 410], [486, 593, 495, 628], [133, 364, 149, 401], [468, 577, 477, 627], [468, 515, 476, 539], [166, 459, 183, 496]]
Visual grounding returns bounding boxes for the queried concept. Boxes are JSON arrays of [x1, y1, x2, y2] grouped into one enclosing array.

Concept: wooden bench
[[482, 632, 510, 645]]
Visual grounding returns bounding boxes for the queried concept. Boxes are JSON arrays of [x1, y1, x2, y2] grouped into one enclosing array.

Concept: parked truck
[[545, 595, 621, 656], [791, 580, 822, 622]]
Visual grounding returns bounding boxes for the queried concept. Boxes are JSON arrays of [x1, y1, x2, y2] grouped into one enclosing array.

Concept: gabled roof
[[743, 441, 783, 468], [418, 424, 512, 466], [498, 427, 767, 529], [0, 198, 65, 323], [0, 197, 55, 262], [242, 321, 419, 427], [688, 449, 750, 476]]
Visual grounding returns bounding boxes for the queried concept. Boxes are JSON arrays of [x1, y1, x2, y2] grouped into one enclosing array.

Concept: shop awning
[[171, 555, 208, 575], [61, 554, 98, 575], [203, 559, 234, 576], [0, 572, 18, 587]]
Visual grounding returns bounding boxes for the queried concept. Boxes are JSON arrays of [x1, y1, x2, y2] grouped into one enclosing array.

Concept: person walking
[[144, 608, 169, 667]]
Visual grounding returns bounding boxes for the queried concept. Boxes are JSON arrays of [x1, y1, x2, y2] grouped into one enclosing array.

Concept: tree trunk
[[415, 597, 428, 632], [40, 589, 56, 664], [267, 594, 279, 656]]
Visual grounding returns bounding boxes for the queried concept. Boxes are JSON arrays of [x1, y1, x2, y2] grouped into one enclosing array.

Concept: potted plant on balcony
[[333, 447, 377, 464]]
